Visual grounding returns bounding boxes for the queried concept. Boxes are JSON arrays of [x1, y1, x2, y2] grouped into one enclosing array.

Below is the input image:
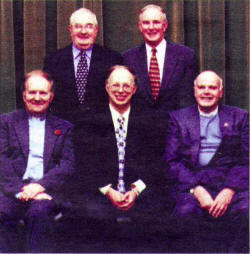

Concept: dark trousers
[[0, 195, 57, 252], [170, 191, 249, 253]]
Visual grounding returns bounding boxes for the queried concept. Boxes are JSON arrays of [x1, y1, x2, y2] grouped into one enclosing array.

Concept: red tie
[[149, 48, 161, 100]]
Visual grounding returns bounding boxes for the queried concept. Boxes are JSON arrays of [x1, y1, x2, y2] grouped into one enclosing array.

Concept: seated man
[[164, 70, 249, 253], [0, 70, 74, 252], [74, 65, 167, 252]]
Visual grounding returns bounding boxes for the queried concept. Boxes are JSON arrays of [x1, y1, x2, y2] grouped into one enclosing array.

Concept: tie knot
[[117, 116, 125, 126], [152, 47, 157, 55], [80, 50, 86, 58]]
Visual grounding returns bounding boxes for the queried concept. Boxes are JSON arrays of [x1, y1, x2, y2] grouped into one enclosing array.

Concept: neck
[[198, 105, 218, 114], [110, 103, 130, 115]]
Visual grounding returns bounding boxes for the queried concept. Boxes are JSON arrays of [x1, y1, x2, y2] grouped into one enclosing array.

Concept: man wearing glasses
[[44, 8, 122, 123]]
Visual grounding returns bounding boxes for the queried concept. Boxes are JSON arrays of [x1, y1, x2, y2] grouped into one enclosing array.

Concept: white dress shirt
[[99, 104, 146, 195]]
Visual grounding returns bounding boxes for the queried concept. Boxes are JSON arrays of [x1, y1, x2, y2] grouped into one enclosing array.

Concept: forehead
[[140, 8, 165, 21], [108, 68, 134, 84], [71, 12, 96, 25], [196, 74, 220, 86], [25, 76, 51, 91]]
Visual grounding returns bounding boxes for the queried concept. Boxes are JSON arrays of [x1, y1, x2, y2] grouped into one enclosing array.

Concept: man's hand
[[209, 188, 235, 218], [106, 187, 125, 209], [22, 183, 45, 200], [194, 185, 214, 211], [117, 189, 137, 211]]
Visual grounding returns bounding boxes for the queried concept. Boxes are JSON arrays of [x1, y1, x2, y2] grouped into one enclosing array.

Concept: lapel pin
[[224, 122, 229, 127], [54, 129, 62, 136]]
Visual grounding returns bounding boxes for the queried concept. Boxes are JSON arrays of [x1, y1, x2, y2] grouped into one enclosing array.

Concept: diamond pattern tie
[[115, 116, 126, 193], [149, 47, 161, 100], [76, 51, 88, 104]]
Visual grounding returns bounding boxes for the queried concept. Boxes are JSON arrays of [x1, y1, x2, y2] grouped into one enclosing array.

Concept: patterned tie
[[115, 116, 126, 193], [76, 51, 88, 104], [149, 47, 161, 100]]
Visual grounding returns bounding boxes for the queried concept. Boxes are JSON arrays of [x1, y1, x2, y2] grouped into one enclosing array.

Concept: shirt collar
[[145, 38, 166, 55], [72, 43, 93, 60], [198, 106, 219, 117]]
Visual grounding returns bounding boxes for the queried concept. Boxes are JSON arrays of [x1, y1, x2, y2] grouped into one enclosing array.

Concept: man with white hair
[[44, 7, 122, 123], [123, 4, 198, 172], [164, 70, 249, 252]]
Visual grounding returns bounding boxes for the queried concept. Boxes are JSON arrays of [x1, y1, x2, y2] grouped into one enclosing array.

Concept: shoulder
[[220, 104, 248, 120], [166, 40, 195, 55], [47, 114, 73, 132], [45, 44, 72, 58], [0, 109, 26, 123], [93, 44, 122, 58], [170, 105, 196, 119], [122, 43, 145, 57]]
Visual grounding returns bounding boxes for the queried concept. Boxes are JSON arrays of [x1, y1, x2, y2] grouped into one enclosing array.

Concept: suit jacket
[[123, 40, 198, 113], [123, 41, 198, 160], [43, 44, 123, 123], [73, 106, 167, 221], [0, 109, 74, 206], [164, 104, 249, 201]]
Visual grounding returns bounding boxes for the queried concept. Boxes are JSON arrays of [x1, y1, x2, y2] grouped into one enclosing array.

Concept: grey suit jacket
[[0, 109, 74, 205]]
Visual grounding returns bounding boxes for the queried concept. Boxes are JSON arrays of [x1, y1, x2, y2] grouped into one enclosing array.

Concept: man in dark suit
[[74, 65, 167, 252], [123, 4, 198, 164], [164, 70, 249, 252], [44, 7, 123, 123], [0, 70, 74, 252]]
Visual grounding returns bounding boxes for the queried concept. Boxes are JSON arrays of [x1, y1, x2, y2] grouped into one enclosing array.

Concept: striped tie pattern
[[115, 116, 126, 193], [149, 47, 161, 100], [76, 51, 88, 104]]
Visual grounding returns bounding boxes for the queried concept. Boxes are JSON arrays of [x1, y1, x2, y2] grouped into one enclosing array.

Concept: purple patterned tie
[[116, 116, 126, 193], [76, 51, 88, 104]]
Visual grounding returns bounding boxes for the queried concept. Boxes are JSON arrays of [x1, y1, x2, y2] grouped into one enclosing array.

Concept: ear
[[138, 21, 143, 33], [105, 82, 109, 94], [68, 25, 72, 33], [132, 85, 137, 95]]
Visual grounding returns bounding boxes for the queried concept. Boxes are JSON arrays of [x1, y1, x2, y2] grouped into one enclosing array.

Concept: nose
[[118, 85, 123, 92], [149, 22, 154, 29], [80, 26, 87, 33], [34, 92, 40, 100]]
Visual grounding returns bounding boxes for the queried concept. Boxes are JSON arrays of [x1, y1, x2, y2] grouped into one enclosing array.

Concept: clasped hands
[[19, 183, 52, 202], [194, 185, 235, 218], [106, 187, 137, 211]]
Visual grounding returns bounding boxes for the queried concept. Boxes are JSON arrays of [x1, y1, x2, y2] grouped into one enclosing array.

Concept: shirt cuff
[[99, 184, 112, 195], [131, 179, 146, 195], [15, 192, 22, 199]]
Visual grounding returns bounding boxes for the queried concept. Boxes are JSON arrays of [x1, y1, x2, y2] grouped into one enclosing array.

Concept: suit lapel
[[137, 44, 155, 103], [62, 44, 76, 85], [186, 105, 201, 165], [14, 110, 29, 164], [159, 41, 178, 98], [43, 115, 58, 172]]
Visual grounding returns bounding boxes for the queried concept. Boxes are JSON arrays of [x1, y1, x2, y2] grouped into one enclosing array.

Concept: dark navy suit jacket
[[123, 40, 198, 112], [164, 104, 249, 202], [43, 44, 123, 123], [0, 109, 74, 206], [73, 106, 167, 221], [123, 41, 198, 161]]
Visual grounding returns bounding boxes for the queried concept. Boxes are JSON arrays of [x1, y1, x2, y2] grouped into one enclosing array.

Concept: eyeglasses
[[109, 83, 134, 92], [72, 23, 96, 31]]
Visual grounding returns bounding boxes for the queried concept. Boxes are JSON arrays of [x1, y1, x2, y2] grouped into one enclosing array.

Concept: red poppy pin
[[54, 129, 62, 136]]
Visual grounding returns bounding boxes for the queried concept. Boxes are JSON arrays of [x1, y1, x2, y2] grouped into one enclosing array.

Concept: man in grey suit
[[123, 4, 198, 163], [0, 70, 74, 252]]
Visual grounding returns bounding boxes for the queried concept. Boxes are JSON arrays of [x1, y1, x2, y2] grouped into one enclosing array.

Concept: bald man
[[164, 71, 249, 252]]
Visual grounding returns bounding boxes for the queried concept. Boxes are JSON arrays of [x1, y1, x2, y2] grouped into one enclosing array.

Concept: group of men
[[0, 4, 248, 253]]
